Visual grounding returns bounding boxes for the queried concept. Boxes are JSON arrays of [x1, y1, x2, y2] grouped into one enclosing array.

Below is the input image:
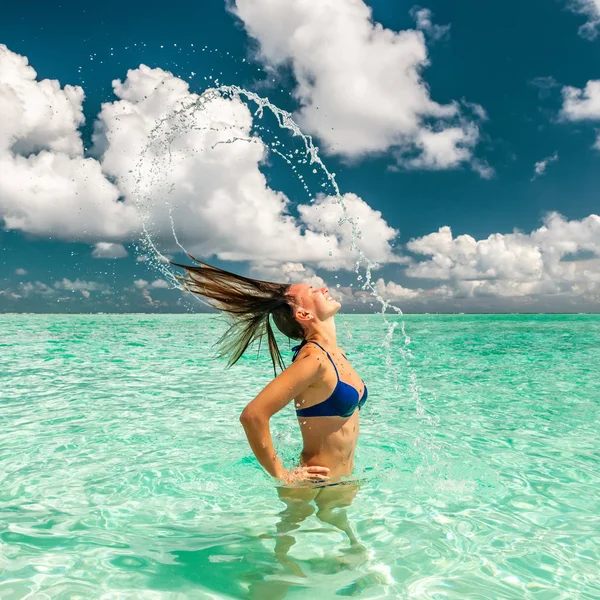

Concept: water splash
[[131, 83, 440, 462]]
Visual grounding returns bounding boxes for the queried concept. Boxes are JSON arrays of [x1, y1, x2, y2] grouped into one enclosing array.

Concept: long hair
[[170, 255, 305, 375]]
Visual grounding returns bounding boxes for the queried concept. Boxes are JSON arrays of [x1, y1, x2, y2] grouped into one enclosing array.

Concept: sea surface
[[1, 314, 599, 599]]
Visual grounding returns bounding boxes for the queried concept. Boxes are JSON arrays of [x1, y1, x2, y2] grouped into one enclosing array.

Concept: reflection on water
[[242, 481, 374, 599], [135, 481, 386, 599]]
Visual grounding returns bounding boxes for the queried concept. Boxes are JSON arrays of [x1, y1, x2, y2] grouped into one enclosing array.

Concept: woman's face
[[287, 283, 341, 324]]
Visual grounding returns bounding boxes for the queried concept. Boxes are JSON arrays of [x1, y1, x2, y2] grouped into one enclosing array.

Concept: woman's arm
[[239, 412, 287, 479], [239, 348, 328, 482]]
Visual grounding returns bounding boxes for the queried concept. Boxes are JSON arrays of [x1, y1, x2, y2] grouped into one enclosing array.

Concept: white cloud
[[561, 80, 600, 120], [231, 0, 487, 174], [133, 279, 149, 289], [0, 290, 22, 300], [532, 151, 559, 180], [471, 159, 495, 180], [461, 101, 488, 122], [560, 80, 600, 148], [18, 281, 54, 297], [374, 277, 421, 300], [296, 193, 402, 269], [9, 279, 111, 302], [404, 212, 600, 301], [0, 45, 400, 275], [15, 268, 27, 275], [142, 290, 155, 305], [0, 44, 139, 241], [396, 123, 480, 171], [130, 278, 169, 305], [91, 242, 128, 258], [93, 63, 400, 271], [566, 0, 600, 40], [410, 7, 450, 41], [249, 261, 326, 287], [53, 278, 110, 296], [150, 279, 168, 288], [316, 214, 599, 311], [133, 278, 167, 288], [0, 44, 83, 156]]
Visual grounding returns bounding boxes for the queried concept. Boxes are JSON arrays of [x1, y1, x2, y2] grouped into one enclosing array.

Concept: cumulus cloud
[[395, 123, 481, 171], [566, 0, 600, 40], [150, 279, 169, 289], [532, 151, 559, 180], [560, 80, 600, 148], [53, 278, 110, 297], [131, 278, 168, 305], [133, 278, 169, 289], [141, 290, 155, 305], [297, 193, 402, 268], [92, 63, 399, 270], [322, 213, 598, 312], [0, 44, 139, 241], [91, 242, 128, 258], [404, 212, 600, 302], [375, 278, 421, 300], [231, 0, 487, 174], [470, 159, 495, 180], [410, 7, 450, 41], [561, 80, 600, 120], [2, 45, 595, 313], [18, 281, 54, 297], [0, 44, 399, 276], [10, 279, 108, 302], [249, 261, 326, 288], [0, 289, 22, 300]]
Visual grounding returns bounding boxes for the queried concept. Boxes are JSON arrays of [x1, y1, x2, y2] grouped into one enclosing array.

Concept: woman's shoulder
[[292, 341, 330, 371], [294, 342, 325, 360]]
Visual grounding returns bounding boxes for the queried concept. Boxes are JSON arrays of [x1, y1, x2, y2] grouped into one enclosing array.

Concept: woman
[[172, 256, 368, 487], [173, 257, 369, 576]]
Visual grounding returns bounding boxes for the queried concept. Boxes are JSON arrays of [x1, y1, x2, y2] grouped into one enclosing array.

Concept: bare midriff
[[298, 409, 360, 479]]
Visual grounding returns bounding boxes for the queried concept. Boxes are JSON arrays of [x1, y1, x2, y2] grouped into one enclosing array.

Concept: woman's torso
[[292, 342, 366, 478]]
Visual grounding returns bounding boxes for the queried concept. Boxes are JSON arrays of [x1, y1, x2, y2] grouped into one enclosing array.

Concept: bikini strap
[[291, 340, 340, 380], [291, 340, 307, 362]]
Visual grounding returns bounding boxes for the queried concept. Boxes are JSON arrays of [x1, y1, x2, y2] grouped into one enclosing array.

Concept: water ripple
[[0, 314, 599, 598]]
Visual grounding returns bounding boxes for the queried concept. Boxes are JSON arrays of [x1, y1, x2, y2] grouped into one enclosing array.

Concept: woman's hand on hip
[[277, 465, 330, 485]]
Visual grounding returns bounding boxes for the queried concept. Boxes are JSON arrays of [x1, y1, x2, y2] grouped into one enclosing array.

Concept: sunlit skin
[[286, 283, 364, 479], [239, 282, 365, 485]]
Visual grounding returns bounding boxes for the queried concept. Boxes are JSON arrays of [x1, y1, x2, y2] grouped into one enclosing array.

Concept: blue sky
[[0, 0, 599, 313]]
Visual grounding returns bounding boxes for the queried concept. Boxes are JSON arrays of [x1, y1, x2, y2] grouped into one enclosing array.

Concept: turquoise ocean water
[[1, 314, 599, 599]]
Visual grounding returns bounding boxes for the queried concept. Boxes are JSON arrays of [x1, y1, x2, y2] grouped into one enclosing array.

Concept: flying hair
[[170, 255, 305, 376]]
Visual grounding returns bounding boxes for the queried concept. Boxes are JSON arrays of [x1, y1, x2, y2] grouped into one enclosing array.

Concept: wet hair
[[170, 255, 305, 375]]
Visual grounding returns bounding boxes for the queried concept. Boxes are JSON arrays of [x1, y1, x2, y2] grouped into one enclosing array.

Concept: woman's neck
[[305, 318, 337, 349]]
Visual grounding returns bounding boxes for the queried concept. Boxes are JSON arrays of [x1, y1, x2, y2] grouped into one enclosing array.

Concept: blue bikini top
[[291, 340, 368, 418]]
